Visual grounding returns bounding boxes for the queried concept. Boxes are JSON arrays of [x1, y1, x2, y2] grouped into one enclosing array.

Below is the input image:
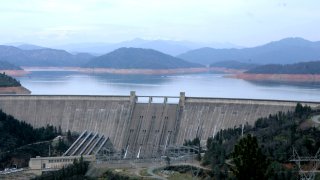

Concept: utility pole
[[49, 144, 51, 157]]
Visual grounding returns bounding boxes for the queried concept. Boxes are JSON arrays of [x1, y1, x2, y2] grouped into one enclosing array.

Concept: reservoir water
[[16, 70, 320, 102]]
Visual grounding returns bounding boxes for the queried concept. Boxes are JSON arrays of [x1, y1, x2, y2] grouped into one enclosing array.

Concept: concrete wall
[[0, 95, 133, 149], [0, 94, 319, 157], [175, 98, 318, 145], [124, 102, 179, 158]]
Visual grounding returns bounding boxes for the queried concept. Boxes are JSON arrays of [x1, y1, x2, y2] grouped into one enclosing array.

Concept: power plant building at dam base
[[0, 92, 319, 158]]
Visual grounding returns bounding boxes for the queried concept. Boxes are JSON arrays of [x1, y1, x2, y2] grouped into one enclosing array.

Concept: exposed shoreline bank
[[232, 73, 320, 82], [22, 66, 240, 75], [0, 86, 31, 94], [23, 67, 210, 75], [0, 70, 30, 76], [17, 67, 320, 82]]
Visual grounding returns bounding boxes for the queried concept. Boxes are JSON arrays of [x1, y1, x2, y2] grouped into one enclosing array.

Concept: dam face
[[0, 93, 319, 158]]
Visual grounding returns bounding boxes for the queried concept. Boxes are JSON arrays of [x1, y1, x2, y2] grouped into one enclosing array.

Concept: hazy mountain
[[210, 61, 258, 70], [84, 47, 203, 69], [0, 45, 94, 67], [5, 43, 48, 50], [17, 44, 47, 50], [57, 38, 241, 56], [246, 61, 320, 74], [178, 37, 320, 65], [0, 60, 22, 70]]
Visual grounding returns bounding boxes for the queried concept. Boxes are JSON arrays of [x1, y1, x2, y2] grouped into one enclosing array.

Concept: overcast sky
[[0, 0, 319, 47]]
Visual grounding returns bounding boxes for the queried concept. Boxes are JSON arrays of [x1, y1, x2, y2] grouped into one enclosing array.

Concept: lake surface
[[16, 70, 320, 102]]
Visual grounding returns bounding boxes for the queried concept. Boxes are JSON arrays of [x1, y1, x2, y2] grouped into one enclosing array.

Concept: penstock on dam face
[[0, 93, 319, 158]]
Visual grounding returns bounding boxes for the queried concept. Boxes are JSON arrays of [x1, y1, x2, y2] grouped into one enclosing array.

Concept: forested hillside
[[0, 110, 71, 168], [246, 61, 320, 74], [203, 103, 320, 179], [84, 47, 203, 69], [0, 73, 21, 87], [0, 45, 94, 67]]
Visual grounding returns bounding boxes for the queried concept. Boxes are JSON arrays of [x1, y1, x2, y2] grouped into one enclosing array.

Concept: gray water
[[16, 71, 320, 102]]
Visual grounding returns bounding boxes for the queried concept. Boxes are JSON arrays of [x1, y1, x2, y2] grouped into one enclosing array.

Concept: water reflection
[[246, 80, 320, 89]]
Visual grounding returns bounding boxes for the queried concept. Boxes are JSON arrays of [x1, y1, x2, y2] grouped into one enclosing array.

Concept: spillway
[[0, 92, 319, 157]]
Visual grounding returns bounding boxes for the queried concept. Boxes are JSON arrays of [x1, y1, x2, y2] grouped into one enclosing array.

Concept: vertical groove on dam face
[[0, 95, 319, 157], [125, 102, 178, 158]]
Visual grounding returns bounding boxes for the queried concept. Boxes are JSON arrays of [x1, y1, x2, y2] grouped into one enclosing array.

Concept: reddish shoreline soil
[[0, 70, 30, 76], [22, 66, 245, 75], [23, 67, 212, 75], [18, 67, 320, 82], [233, 73, 320, 82], [209, 67, 245, 74], [79, 67, 212, 75], [0, 86, 31, 94]]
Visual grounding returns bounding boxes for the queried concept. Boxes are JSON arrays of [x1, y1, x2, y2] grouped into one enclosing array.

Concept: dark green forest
[[246, 61, 320, 74], [203, 103, 320, 179], [0, 73, 21, 87], [0, 109, 72, 168]]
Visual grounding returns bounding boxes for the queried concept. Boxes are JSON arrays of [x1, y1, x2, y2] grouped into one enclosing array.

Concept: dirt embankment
[[78, 67, 212, 75], [23, 67, 213, 75], [233, 73, 320, 82], [0, 70, 30, 76], [209, 67, 245, 74], [0, 86, 31, 94], [22, 66, 245, 75]]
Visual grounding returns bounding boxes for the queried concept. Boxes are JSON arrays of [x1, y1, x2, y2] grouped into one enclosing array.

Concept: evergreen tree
[[231, 134, 269, 180]]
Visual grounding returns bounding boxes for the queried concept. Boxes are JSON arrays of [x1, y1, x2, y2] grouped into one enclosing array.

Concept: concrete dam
[[0, 92, 319, 158]]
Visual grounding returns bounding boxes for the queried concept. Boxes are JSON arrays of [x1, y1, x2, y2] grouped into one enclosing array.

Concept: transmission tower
[[290, 147, 320, 180]]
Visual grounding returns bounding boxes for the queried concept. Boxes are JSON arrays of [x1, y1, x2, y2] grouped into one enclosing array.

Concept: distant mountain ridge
[[56, 38, 241, 56], [0, 45, 94, 67], [84, 47, 203, 69], [178, 38, 320, 65], [17, 44, 47, 50]]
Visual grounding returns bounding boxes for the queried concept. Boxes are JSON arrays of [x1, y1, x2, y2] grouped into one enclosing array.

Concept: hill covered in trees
[[0, 110, 73, 169], [84, 47, 203, 69], [210, 61, 258, 70], [0, 45, 94, 67], [246, 61, 320, 74], [202, 103, 320, 179], [178, 37, 320, 65], [0, 73, 21, 87]]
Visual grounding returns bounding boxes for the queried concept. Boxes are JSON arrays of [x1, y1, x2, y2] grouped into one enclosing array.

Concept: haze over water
[[16, 71, 320, 102]]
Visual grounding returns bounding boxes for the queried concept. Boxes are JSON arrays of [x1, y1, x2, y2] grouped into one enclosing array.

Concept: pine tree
[[231, 134, 269, 180]]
